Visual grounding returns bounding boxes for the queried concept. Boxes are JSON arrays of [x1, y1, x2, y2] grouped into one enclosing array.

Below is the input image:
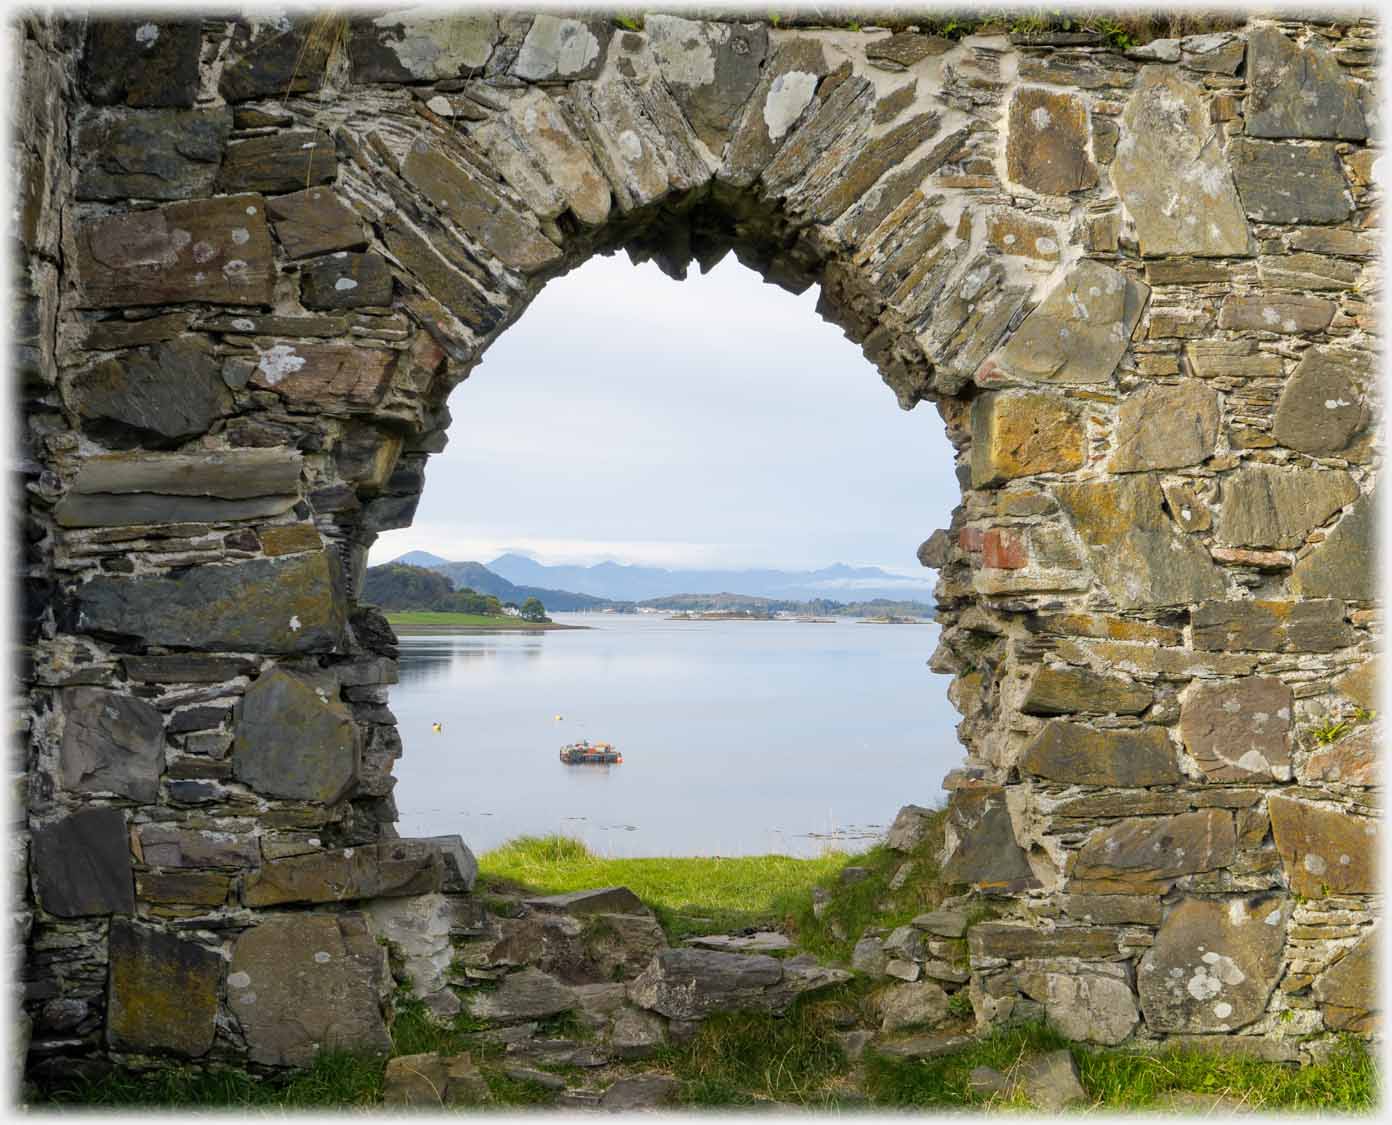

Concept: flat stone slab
[[524, 886, 646, 915], [233, 667, 358, 803], [75, 193, 275, 308], [1138, 894, 1290, 1033], [59, 686, 164, 802], [228, 913, 392, 1067], [31, 808, 135, 918], [1111, 67, 1249, 257], [106, 919, 219, 1057], [686, 932, 793, 953]]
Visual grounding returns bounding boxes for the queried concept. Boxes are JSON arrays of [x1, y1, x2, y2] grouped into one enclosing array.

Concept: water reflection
[[389, 614, 957, 857]]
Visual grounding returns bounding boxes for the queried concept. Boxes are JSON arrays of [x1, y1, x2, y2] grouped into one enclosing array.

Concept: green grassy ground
[[386, 611, 581, 630], [480, 834, 848, 942]]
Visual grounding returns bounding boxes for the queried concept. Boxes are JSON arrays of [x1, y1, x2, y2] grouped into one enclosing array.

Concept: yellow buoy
[[554, 714, 563, 721], [431, 722, 442, 733]]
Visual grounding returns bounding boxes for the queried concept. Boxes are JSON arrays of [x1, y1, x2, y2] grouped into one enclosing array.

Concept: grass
[[385, 611, 576, 630], [479, 834, 848, 943], [776, 808, 953, 962], [864, 1020, 1379, 1111]]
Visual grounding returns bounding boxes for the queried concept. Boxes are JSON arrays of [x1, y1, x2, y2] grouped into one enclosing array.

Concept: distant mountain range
[[385, 551, 937, 617], [456, 552, 938, 604]]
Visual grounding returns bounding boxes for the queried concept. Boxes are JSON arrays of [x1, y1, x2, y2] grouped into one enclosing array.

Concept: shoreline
[[388, 617, 589, 633]]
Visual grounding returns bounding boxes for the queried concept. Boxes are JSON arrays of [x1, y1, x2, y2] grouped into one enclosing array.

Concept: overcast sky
[[370, 252, 960, 573]]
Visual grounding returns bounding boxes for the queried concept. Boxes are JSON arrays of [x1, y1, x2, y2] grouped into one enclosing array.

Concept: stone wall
[[14, 8, 1380, 1074]]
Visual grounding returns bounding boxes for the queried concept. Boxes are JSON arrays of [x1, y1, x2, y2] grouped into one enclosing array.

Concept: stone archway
[[15, 8, 1379, 1074]]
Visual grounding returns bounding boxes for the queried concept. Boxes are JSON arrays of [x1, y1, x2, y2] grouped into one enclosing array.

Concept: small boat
[[559, 740, 623, 765]]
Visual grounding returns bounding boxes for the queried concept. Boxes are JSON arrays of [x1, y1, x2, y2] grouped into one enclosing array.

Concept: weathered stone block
[[866, 31, 952, 68], [941, 789, 1037, 892], [1302, 725, 1377, 787], [645, 16, 768, 155], [1312, 929, 1376, 1032], [233, 668, 358, 803], [66, 339, 233, 449], [969, 392, 1085, 487], [1022, 666, 1152, 716], [59, 687, 164, 802], [401, 141, 561, 274], [992, 260, 1148, 385], [55, 449, 302, 528], [969, 923, 1122, 961], [266, 187, 368, 259], [75, 194, 275, 308], [1111, 67, 1249, 257], [72, 552, 347, 655], [1054, 475, 1226, 610], [137, 825, 259, 868], [31, 808, 134, 919], [720, 39, 830, 187], [1022, 721, 1179, 786], [1180, 677, 1293, 782], [1006, 87, 1097, 195], [1061, 895, 1163, 926], [879, 980, 949, 1031], [1070, 810, 1236, 893], [1246, 27, 1367, 140], [1138, 894, 1290, 1032], [76, 107, 232, 201], [135, 871, 232, 906], [1110, 380, 1218, 472], [1268, 797, 1377, 896], [218, 130, 336, 195], [511, 15, 609, 82], [349, 12, 497, 82], [1191, 599, 1355, 653], [471, 967, 578, 1022], [243, 841, 444, 906], [219, 19, 330, 102], [301, 253, 393, 309], [229, 913, 392, 1066], [1289, 487, 1376, 601], [1215, 463, 1358, 550], [248, 342, 396, 409], [107, 919, 219, 1057], [1273, 347, 1368, 456], [986, 210, 1062, 261], [1019, 969, 1138, 1045], [82, 18, 202, 108], [1228, 140, 1353, 224], [1216, 294, 1336, 335]]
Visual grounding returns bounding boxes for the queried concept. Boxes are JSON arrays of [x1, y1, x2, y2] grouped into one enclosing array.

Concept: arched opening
[[368, 250, 961, 857]]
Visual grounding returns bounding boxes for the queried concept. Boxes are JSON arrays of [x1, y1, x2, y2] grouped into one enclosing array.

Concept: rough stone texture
[[1022, 667, 1152, 716], [1022, 721, 1178, 786], [1180, 678, 1293, 782], [1215, 464, 1358, 550], [1070, 810, 1236, 893], [991, 260, 1148, 385], [885, 804, 937, 852], [364, 894, 458, 1019], [1109, 380, 1219, 471], [266, 188, 368, 259], [1228, 140, 1353, 225], [66, 340, 232, 449], [1138, 894, 1290, 1033], [233, 668, 358, 803], [228, 913, 392, 1067], [243, 841, 444, 906], [1006, 87, 1096, 195], [31, 808, 135, 918], [1111, 67, 1249, 257], [970, 392, 1085, 487], [1312, 929, 1376, 1032], [878, 980, 949, 1031], [75, 194, 276, 308], [1019, 969, 1138, 1045], [106, 919, 219, 1057], [59, 687, 164, 802], [1245, 27, 1367, 140], [1055, 475, 1226, 610], [16, 13, 1383, 1072], [77, 107, 232, 201], [469, 968, 576, 1023], [601, 1074, 680, 1110], [82, 18, 202, 108], [1273, 348, 1368, 455], [645, 16, 768, 155], [1268, 798, 1377, 896], [55, 449, 300, 527], [1289, 487, 1376, 601]]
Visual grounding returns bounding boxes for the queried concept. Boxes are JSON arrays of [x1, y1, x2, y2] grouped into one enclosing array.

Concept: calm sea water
[[390, 613, 960, 858]]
